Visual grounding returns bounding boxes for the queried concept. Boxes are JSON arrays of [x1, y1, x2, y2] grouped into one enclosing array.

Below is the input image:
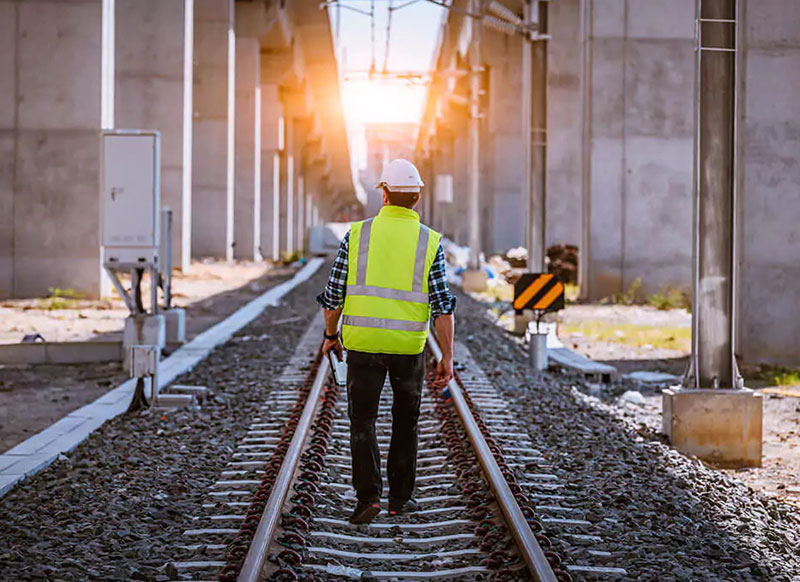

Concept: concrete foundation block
[[170, 384, 209, 403], [156, 393, 196, 408], [662, 387, 763, 468], [164, 308, 186, 345], [462, 270, 488, 293], [123, 314, 165, 369]]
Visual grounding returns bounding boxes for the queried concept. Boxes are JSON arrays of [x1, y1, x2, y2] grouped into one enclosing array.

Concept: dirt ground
[[0, 261, 296, 452], [553, 302, 800, 509], [0, 261, 286, 344]]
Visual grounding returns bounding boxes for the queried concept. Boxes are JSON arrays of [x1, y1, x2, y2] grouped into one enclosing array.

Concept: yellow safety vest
[[342, 205, 442, 355]]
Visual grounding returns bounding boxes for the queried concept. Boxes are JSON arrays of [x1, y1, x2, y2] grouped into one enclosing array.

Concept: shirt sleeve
[[428, 243, 457, 319], [316, 231, 349, 310]]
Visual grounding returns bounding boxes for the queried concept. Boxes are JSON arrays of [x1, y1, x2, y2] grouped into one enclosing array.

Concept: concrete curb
[[0, 259, 324, 498]]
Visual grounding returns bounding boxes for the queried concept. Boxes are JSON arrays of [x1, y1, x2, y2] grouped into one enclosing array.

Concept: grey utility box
[[101, 130, 161, 267]]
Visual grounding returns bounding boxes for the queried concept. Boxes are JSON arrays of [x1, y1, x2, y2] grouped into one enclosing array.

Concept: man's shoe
[[349, 499, 381, 524], [388, 498, 418, 516]]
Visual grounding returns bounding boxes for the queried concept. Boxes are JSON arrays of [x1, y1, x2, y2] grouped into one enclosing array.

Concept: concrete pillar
[[233, 34, 261, 261], [116, 0, 194, 272], [585, 0, 695, 299], [296, 174, 305, 254], [280, 93, 309, 259], [738, 0, 800, 365], [292, 118, 309, 256], [260, 85, 283, 263], [546, 0, 582, 251], [280, 124, 294, 258], [192, 0, 234, 261], [0, 0, 114, 298]]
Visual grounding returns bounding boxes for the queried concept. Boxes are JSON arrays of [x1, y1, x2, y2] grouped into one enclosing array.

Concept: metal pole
[[530, 1, 548, 272], [690, 0, 738, 389], [162, 207, 173, 310], [226, 0, 236, 262], [522, 1, 534, 271], [578, 0, 593, 299], [467, 0, 482, 271]]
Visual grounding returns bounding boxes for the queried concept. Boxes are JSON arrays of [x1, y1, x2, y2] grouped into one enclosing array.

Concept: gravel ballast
[[454, 289, 800, 582], [0, 266, 329, 581], [2, 268, 799, 582]]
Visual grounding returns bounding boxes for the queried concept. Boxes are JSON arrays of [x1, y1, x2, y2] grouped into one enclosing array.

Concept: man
[[316, 158, 456, 525]]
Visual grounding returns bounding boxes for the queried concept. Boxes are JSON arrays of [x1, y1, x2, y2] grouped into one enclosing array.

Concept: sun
[[342, 79, 427, 125]]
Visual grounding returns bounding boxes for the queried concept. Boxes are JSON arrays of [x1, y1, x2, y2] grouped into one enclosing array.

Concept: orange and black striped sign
[[513, 273, 565, 313]]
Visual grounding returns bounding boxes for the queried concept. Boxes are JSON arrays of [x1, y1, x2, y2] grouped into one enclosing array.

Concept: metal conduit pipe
[[427, 334, 557, 582], [237, 356, 331, 582]]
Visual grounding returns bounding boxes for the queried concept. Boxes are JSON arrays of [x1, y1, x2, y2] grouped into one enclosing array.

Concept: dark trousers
[[346, 349, 424, 503]]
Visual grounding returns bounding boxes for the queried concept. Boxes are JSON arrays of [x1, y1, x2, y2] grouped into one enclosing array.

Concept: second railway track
[[169, 313, 624, 581]]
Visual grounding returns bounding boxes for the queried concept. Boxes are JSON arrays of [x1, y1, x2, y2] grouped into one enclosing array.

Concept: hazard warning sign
[[513, 273, 565, 313]]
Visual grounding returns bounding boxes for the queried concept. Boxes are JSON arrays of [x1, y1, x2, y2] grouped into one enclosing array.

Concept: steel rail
[[427, 334, 557, 582], [237, 355, 331, 582]]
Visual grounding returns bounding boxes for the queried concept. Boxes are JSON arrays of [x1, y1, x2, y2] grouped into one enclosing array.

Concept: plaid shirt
[[316, 231, 456, 319]]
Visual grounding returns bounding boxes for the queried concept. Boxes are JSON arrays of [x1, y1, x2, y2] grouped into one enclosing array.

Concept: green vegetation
[[564, 283, 580, 303], [648, 287, 691, 311], [759, 366, 800, 387], [281, 251, 303, 265], [608, 278, 642, 305], [37, 287, 85, 311], [561, 321, 691, 352]]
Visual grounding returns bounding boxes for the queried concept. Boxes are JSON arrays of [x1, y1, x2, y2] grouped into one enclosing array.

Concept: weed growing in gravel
[[759, 366, 800, 387], [648, 287, 690, 311], [604, 278, 642, 305], [38, 288, 84, 311]]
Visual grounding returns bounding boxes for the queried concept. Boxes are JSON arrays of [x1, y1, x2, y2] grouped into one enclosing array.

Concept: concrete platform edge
[[0, 259, 324, 499]]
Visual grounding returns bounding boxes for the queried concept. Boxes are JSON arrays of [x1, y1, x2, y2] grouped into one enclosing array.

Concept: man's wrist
[[324, 331, 339, 341]]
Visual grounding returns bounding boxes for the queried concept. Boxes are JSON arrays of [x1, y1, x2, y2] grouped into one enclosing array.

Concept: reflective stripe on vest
[[346, 285, 428, 304], [342, 315, 429, 332]]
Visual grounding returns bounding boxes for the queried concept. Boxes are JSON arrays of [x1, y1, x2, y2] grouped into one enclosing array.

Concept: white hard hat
[[376, 159, 424, 193]]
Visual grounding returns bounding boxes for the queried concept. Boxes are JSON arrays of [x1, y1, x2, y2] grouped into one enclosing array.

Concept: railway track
[[168, 314, 624, 581]]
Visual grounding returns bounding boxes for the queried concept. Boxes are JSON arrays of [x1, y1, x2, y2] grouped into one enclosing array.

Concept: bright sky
[[328, 0, 445, 199]]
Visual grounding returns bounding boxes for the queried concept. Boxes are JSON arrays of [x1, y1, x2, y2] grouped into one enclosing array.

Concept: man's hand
[[433, 357, 454, 389], [323, 337, 344, 359]]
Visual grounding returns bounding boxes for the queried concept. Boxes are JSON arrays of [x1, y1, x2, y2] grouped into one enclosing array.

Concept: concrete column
[[546, 0, 582, 251], [586, 0, 694, 299], [191, 0, 234, 260], [1, 0, 114, 298], [260, 84, 283, 263], [296, 174, 305, 254], [280, 136, 294, 257], [279, 94, 307, 259], [116, 0, 194, 272], [233, 34, 261, 260], [291, 118, 309, 256], [738, 0, 800, 365]]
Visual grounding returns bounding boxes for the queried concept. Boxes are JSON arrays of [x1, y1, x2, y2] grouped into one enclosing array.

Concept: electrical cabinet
[[101, 131, 161, 265]]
